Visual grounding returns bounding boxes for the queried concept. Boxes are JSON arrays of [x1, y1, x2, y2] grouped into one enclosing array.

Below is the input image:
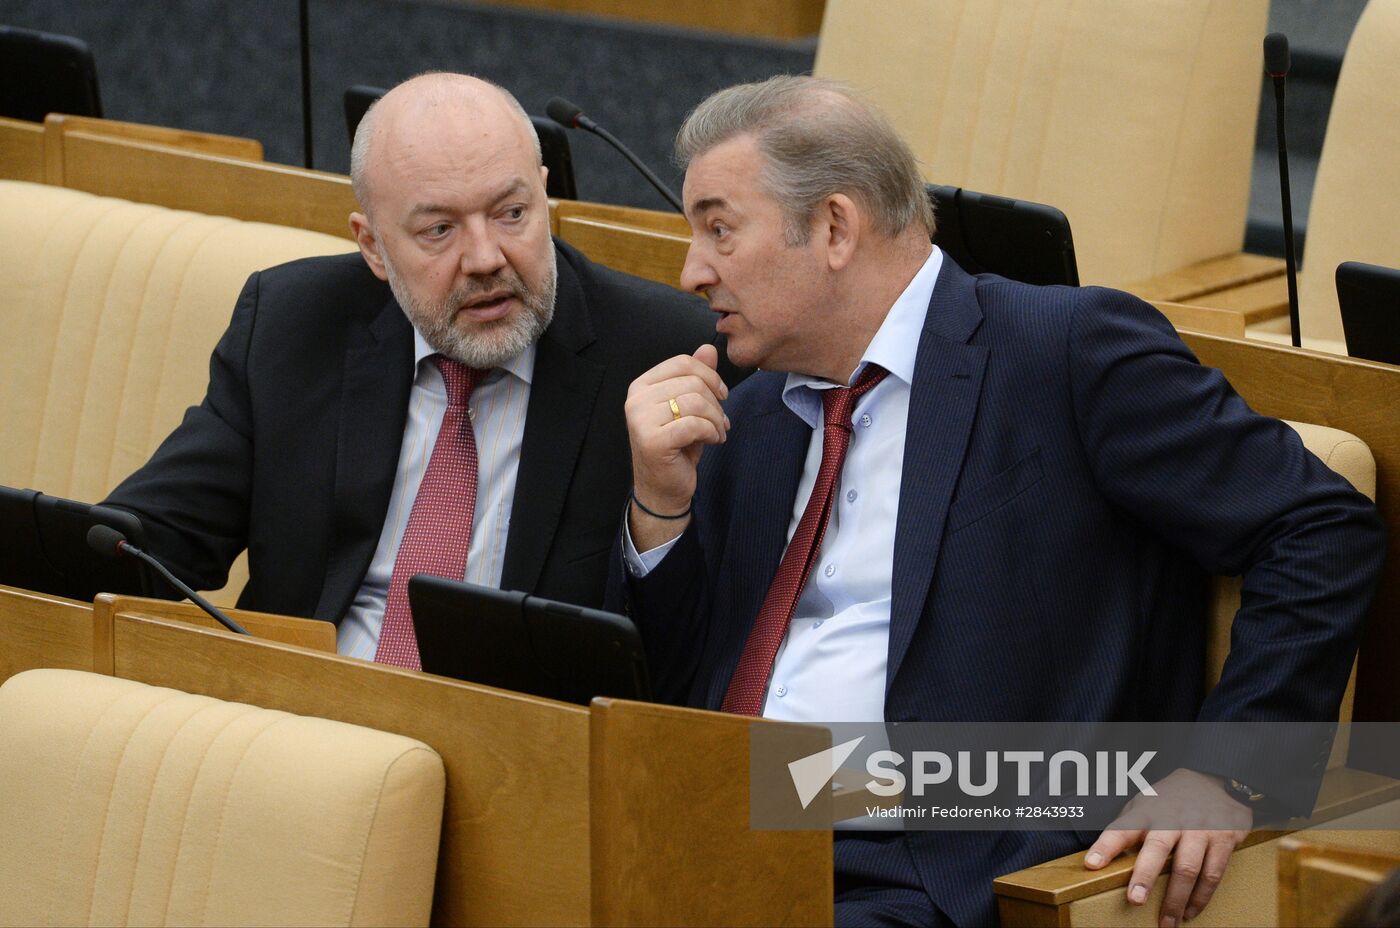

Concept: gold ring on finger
[[668, 396, 682, 421]]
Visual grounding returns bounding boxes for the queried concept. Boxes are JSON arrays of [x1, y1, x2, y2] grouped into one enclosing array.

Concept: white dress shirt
[[337, 328, 535, 659], [627, 246, 943, 723]]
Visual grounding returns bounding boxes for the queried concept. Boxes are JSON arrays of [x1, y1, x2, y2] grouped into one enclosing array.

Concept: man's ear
[[821, 193, 860, 271], [539, 164, 550, 194], [350, 211, 389, 281]]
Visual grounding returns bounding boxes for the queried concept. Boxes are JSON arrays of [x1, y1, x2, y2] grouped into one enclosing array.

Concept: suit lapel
[[314, 297, 414, 620], [886, 260, 988, 692], [500, 253, 604, 594]]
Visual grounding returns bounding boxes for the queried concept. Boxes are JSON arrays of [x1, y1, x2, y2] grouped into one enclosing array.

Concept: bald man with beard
[[105, 73, 731, 667]]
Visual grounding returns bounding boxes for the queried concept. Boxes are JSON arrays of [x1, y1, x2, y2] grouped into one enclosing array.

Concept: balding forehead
[[352, 73, 541, 214]]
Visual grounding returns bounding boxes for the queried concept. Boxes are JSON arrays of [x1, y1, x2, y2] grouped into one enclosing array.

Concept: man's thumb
[[693, 343, 719, 369]]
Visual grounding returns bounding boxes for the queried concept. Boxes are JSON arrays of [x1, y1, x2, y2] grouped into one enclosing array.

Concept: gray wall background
[[0, 0, 1370, 254], [0, 0, 814, 210]]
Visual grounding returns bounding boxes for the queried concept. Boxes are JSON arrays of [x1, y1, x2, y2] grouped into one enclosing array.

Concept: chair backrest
[[0, 668, 445, 927], [1296, 0, 1400, 349], [0, 181, 354, 602], [0, 180, 352, 504], [814, 0, 1268, 287], [0, 25, 101, 121]]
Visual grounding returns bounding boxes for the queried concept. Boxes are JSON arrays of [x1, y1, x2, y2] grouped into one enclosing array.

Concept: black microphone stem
[[299, 0, 314, 170], [1273, 77, 1301, 347], [589, 123, 684, 213], [126, 542, 249, 635]]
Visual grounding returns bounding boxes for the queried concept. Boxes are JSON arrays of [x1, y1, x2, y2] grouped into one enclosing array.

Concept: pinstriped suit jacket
[[619, 256, 1385, 926]]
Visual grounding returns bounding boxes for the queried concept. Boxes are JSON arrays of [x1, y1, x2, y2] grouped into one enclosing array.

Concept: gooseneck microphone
[[546, 97, 684, 213], [1265, 32, 1302, 347], [86, 525, 249, 636]]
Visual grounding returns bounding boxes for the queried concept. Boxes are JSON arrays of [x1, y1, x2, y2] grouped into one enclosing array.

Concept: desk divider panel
[[43, 113, 264, 162], [557, 217, 690, 290], [554, 199, 691, 236], [49, 133, 360, 241], [0, 117, 44, 183], [589, 698, 833, 927], [93, 594, 336, 653], [0, 584, 93, 683]]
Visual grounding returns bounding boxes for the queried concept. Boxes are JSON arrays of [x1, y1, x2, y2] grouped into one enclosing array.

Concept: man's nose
[[459, 228, 508, 278], [680, 244, 717, 296]]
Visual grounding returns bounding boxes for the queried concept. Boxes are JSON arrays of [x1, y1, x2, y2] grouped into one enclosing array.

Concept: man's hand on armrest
[[1083, 768, 1252, 928]]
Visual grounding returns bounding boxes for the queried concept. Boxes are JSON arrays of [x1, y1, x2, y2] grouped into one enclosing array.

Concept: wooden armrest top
[[1124, 253, 1284, 303], [992, 766, 1400, 906]]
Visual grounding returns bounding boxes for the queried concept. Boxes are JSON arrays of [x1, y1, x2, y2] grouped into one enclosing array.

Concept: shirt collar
[[780, 245, 943, 428], [411, 325, 537, 388]]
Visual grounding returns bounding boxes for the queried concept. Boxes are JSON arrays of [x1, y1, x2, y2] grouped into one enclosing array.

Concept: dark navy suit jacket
[[617, 257, 1385, 925]]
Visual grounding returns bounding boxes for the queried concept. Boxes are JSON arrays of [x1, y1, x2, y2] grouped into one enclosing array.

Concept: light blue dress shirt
[[627, 245, 943, 723]]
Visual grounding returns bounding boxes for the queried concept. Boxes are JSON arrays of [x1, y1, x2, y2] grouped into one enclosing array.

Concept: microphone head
[[87, 523, 129, 558], [1264, 32, 1291, 77], [546, 96, 584, 129]]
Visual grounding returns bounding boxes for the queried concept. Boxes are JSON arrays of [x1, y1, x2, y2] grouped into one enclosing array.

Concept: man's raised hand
[[624, 344, 729, 550]]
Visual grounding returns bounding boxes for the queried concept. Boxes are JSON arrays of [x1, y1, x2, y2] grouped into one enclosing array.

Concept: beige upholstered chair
[[0, 180, 354, 601], [814, 0, 1268, 288], [1290, 0, 1400, 351], [0, 668, 445, 927]]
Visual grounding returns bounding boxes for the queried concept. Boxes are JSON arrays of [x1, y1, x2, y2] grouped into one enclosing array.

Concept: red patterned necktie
[[721, 363, 890, 715], [375, 355, 486, 670]]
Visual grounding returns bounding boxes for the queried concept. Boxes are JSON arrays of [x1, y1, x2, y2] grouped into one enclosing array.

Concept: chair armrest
[[993, 766, 1400, 927]]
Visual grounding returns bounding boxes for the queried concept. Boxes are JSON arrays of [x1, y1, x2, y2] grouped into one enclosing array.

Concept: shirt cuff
[[622, 517, 682, 577]]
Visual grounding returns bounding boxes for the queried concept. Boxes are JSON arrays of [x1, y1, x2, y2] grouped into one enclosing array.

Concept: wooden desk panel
[[44, 113, 263, 162], [51, 134, 359, 240], [94, 594, 336, 653], [472, 0, 825, 39], [0, 585, 93, 683], [590, 700, 832, 926], [557, 216, 690, 290], [0, 117, 44, 183]]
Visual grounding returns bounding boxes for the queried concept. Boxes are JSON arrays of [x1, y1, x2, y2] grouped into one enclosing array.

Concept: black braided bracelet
[[629, 490, 692, 520]]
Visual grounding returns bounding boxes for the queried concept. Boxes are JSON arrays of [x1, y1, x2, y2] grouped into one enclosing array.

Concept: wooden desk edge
[[991, 767, 1400, 906]]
